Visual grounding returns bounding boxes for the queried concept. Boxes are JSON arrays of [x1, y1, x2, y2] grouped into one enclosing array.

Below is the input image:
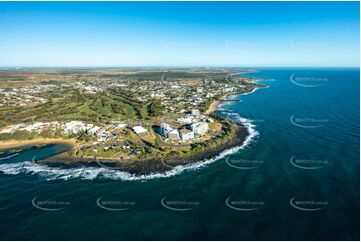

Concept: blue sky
[[0, 2, 359, 67]]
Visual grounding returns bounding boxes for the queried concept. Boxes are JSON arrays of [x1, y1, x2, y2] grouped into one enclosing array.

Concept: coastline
[[36, 85, 263, 175], [0, 83, 263, 179], [205, 94, 227, 115], [36, 122, 247, 175], [0, 138, 78, 150], [205, 100, 219, 114], [205, 84, 264, 115], [4, 76, 264, 177], [0, 118, 255, 181]]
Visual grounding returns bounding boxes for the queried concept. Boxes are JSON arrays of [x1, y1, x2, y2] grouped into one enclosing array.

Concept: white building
[[176, 117, 193, 124], [159, 123, 172, 137], [63, 121, 93, 135], [190, 122, 209, 135], [115, 123, 127, 129], [180, 129, 194, 141], [22, 122, 45, 132], [132, 126, 148, 136], [168, 129, 180, 140], [0, 124, 24, 134], [87, 126, 101, 135], [191, 109, 201, 116], [159, 123, 181, 140], [0, 122, 62, 134]]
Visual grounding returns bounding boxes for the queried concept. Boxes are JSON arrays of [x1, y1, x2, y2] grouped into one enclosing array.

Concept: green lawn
[[0, 89, 144, 125]]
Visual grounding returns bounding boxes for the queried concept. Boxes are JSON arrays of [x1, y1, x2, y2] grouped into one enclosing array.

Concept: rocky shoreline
[[34, 81, 264, 176], [35, 122, 248, 175]]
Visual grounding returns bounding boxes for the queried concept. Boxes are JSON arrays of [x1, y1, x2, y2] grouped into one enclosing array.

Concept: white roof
[[169, 129, 179, 135], [133, 126, 148, 134], [89, 126, 100, 131], [116, 123, 127, 128]]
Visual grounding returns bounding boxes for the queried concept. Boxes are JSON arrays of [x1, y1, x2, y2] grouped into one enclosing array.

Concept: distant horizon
[[0, 66, 359, 69]]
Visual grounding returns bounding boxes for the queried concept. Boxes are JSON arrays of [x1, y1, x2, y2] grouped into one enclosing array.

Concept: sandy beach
[[205, 94, 229, 115], [205, 100, 220, 115], [0, 138, 78, 150]]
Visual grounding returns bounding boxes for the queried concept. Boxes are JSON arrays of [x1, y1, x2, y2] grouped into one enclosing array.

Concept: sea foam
[[0, 117, 258, 181]]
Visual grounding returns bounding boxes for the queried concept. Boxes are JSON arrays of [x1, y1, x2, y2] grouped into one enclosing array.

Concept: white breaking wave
[[0, 118, 258, 181], [0, 117, 258, 181]]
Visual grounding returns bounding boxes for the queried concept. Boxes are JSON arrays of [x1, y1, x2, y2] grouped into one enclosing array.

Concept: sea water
[[0, 68, 359, 240]]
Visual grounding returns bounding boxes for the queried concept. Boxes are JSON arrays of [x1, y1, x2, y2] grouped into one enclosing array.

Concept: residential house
[[115, 123, 127, 129], [191, 109, 201, 116], [133, 126, 148, 136]]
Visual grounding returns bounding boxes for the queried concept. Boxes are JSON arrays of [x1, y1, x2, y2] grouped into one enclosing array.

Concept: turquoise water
[[0, 68, 359, 240]]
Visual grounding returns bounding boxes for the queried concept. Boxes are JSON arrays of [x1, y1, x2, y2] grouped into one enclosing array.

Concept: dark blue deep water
[[0, 68, 359, 240]]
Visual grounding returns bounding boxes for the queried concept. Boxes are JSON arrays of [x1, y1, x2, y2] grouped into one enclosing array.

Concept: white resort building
[[190, 122, 209, 135], [168, 129, 180, 140], [179, 129, 194, 141], [63, 121, 93, 135], [159, 123, 173, 137], [87, 126, 101, 136]]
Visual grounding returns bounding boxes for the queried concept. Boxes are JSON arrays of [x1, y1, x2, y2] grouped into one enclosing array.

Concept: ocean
[[0, 68, 359, 240]]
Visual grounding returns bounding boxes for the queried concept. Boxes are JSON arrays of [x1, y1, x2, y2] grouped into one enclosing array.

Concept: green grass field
[[0, 88, 155, 125], [0, 76, 25, 81]]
